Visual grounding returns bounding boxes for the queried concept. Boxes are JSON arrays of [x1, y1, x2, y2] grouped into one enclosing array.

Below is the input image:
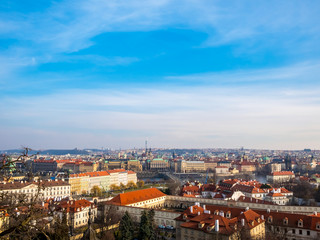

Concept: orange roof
[[70, 171, 109, 178], [266, 192, 284, 197], [57, 199, 95, 213], [108, 188, 166, 205], [107, 169, 126, 174], [272, 171, 294, 176], [86, 171, 110, 177]]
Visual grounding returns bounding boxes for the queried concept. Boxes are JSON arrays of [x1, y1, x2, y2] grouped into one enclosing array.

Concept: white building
[[0, 180, 71, 201]]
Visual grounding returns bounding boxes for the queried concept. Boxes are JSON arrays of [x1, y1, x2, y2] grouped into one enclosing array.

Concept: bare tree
[[0, 148, 55, 239]]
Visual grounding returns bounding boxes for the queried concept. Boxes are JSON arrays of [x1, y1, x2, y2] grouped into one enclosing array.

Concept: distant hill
[[0, 148, 91, 155]]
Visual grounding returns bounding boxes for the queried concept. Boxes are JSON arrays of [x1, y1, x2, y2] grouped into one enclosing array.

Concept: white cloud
[[1, 62, 320, 149]]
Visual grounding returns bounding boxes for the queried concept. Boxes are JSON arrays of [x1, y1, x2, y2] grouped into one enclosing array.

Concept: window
[[299, 230, 302, 235], [292, 229, 295, 234], [307, 231, 310, 235]]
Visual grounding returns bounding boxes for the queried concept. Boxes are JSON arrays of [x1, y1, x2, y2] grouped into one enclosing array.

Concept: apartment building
[[0, 180, 71, 201], [69, 173, 90, 195], [68, 169, 137, 194], [267, 171, 295, 183], [56, 199, 97, 229], [175, 203, 265, 240]]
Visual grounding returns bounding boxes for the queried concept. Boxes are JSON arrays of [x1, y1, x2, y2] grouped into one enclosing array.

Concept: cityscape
[[1, 147, 320, 239], [1, 0, 320, 240]]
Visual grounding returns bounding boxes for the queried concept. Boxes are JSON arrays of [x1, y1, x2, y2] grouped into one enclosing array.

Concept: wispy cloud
[[1, 62, 320, 149], [166, 61, 320, 86]]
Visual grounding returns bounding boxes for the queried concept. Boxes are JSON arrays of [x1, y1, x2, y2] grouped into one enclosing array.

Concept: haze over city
[[1, 1, 320, 150]]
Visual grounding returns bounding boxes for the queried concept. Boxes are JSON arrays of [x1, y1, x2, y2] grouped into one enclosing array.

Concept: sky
[[1, 0, 320, 150]]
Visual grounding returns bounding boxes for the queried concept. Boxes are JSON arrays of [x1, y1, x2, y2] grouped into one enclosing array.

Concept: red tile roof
[[271, 171, 294, 176], [57, 199, 95, 213], [108, 188, 166, 205]]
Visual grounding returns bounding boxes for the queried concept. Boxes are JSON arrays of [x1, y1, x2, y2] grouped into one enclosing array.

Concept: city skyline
[[1, 1, 320, 150]]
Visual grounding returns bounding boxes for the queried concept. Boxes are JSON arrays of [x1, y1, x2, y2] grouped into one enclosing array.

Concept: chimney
[[190, 206, 193, 213], [267, 209, 270, 213], [203, 205, 206, 210], [215, 219, 219, 232], [314, 211, 317, 216], [261, 215, 264, 220], [198, 211, 201, 216], [241, 218, 245, 226]]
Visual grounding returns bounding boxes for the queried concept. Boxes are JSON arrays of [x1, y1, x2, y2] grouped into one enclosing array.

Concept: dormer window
[[214, 210, 219, 215], [268, 216, 273, 223], [298, 219, 303, 227], [226, 211, 231, 218], [316, 222, 320, 230], [198, 222, 204, 229], [283, 217, 288, 225], [183, 214, 187, 220], [207, 226, 213, 232]]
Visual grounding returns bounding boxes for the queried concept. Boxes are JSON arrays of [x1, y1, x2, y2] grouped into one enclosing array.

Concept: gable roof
[[108, 188, 166, 205], [271, 171, 294, 176]]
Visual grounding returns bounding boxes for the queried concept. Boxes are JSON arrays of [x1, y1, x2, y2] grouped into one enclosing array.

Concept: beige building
[[126, 159, 142, 172], [108, 187, 166, 208], [147, 158, 169, 171], [204, 161, 218, 171], [267, 171, 295, 183], [215, 166, 229, 174], [56, 199, 97, 229], [178, 160, 205, 173], [69, 169, 137, 194]]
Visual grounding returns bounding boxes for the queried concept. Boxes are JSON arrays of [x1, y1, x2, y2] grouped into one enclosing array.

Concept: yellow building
[[69, 173, 90, 195]]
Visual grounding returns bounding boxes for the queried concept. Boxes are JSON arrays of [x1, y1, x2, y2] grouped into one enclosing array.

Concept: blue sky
[[1, 0, 320, 150]]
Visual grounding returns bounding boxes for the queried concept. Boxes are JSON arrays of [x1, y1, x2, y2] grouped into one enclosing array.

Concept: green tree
[[138, 210, 151, 240], [118, 211, 134, 240], [148, 209, 155, 238]]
